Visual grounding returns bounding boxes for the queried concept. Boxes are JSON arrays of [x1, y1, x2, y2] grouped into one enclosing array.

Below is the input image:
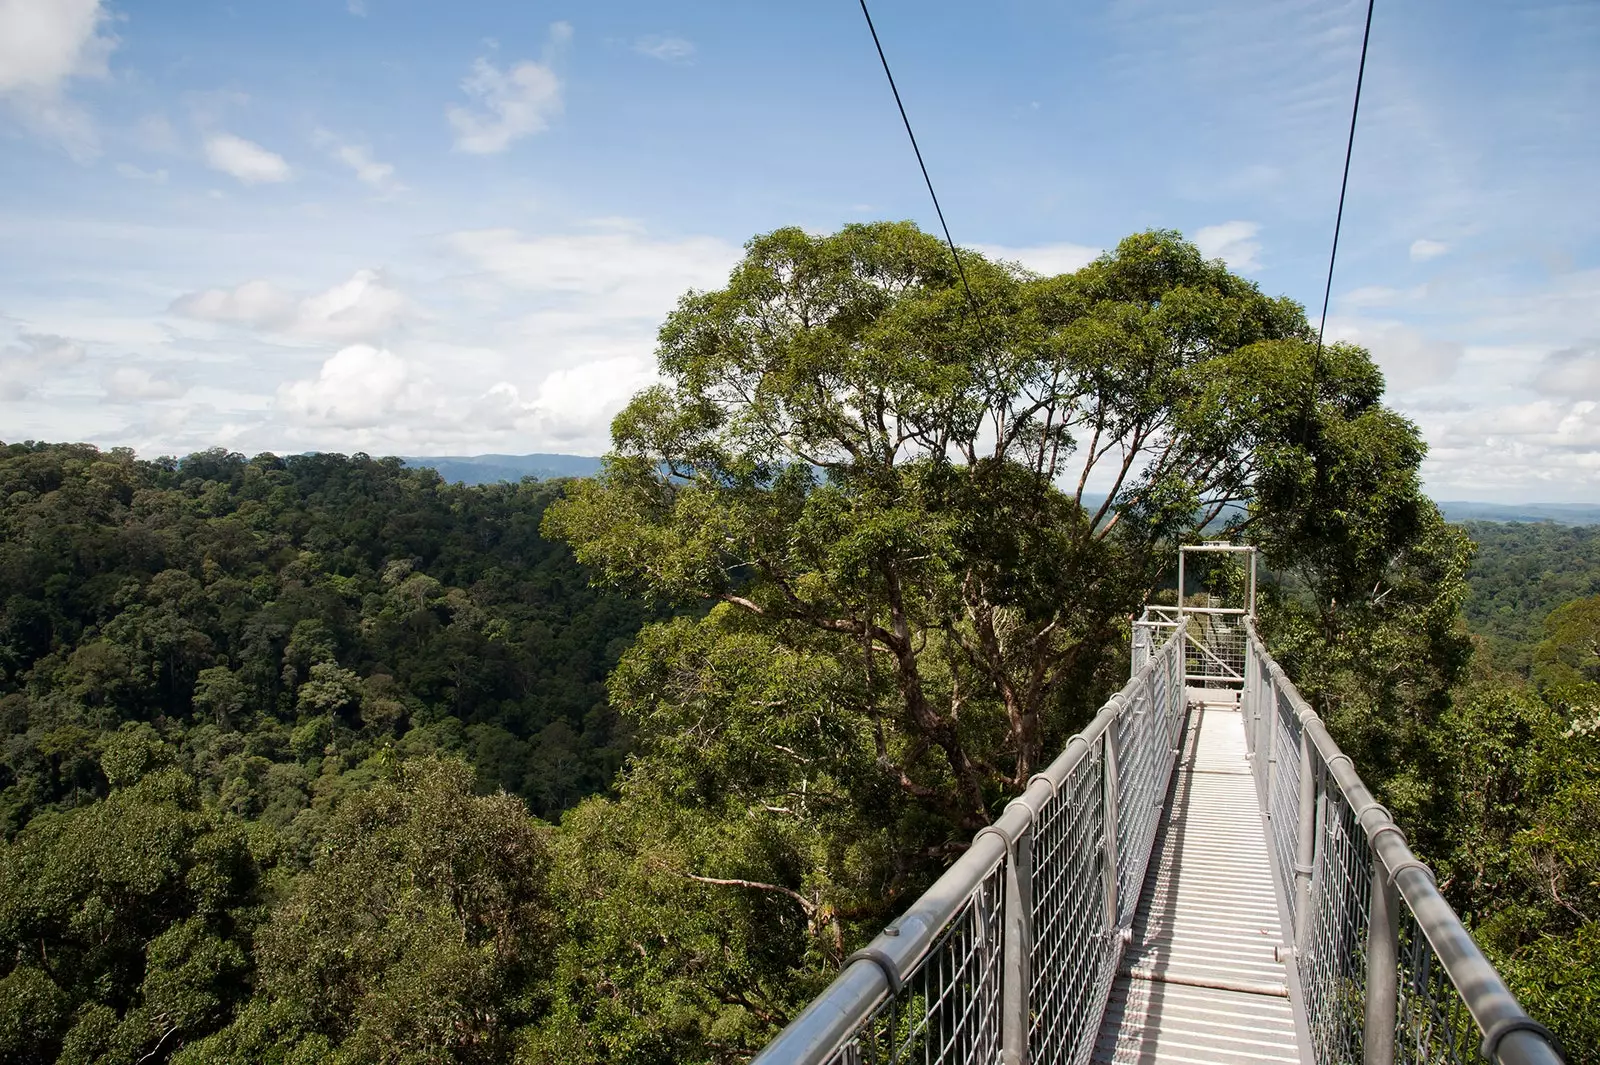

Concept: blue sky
[[1, 0, 1596, 502]]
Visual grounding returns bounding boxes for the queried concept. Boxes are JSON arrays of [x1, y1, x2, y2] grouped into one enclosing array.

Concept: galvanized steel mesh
[[821, 862, 1007, 1065], [752, 624, 1188, 1065], [1183, 605, 1247, 684], [1243, 628, 1557, 1065], [1028, 743, 1110, 1065]]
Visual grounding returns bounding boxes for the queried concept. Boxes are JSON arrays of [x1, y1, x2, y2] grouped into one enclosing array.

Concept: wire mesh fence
[[1243, 623, 1564, 1065], [1028, 742, 1111, 1065], [822, 861, 1007, 1065], [753, 625, 1189, 1065]]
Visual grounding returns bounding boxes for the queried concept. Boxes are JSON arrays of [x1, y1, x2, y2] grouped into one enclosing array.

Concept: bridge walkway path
[[1092, 696, 1304, 1065]]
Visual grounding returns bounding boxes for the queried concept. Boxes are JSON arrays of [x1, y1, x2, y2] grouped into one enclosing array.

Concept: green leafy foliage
[[0, 442, 655, 830], [1460, 521, 1600, 672]]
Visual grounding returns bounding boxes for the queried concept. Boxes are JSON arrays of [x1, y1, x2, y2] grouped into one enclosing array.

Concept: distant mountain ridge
[[1439, 501, 1600, 525], [402, 453, 604, 485], [403, 455, 1598, 525]]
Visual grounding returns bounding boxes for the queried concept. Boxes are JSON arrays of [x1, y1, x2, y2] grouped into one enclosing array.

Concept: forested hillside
[[1461, 520, 1600, 671], [0, 226, 1594, 1064], [0, 442, 653, 835]]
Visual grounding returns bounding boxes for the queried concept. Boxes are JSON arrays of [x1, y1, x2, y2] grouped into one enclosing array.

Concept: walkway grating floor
[[1092, 697, 1302, 1065]]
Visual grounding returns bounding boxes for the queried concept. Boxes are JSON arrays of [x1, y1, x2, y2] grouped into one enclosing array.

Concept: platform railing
[[751, 623, 1188, 1065], [1242, 621, 1566, 1065]]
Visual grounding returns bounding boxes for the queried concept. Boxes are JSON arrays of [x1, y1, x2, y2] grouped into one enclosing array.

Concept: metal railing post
[[1364, 862, 1400, 1065], [1001, 829, 1033, 1065], [1102, 710, 1122, 933], [1262, 673, 1277, 815], [1293, 730, 1317, 950]]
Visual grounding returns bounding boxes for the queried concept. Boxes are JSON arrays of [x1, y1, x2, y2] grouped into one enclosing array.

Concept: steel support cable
[[856, 0, 981, 315], [1313, 0, 1377, 372]]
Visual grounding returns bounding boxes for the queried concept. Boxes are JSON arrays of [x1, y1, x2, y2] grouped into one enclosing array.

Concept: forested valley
[[2, 226, 1596, 1064]]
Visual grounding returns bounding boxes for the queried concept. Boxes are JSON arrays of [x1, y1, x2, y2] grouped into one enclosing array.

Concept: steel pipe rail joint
[[1244, 622, 1567, 1065]]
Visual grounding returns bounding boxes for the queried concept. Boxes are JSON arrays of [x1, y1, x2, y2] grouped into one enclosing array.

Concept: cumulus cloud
[[1193, 221, 1262, 271], [973, 242, 1100, 277], [0, 0, 115, 158], [634, 36, 695, 62], [0, 332, 86, 399], [1409, 239, 1449, 262], [294, 270, 410, 339], [204, 133, 292, 184], [278, 345, 416, 427], [169, 270, 409, 340], [448, 22, 570, 154], [1533, 344, 1600, 397], [1421, 399, 1600, 496], [104, 366, 186, 401]]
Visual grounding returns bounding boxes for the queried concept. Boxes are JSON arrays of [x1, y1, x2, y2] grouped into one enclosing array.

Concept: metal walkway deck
[[1094, 697, 1301, 1065]]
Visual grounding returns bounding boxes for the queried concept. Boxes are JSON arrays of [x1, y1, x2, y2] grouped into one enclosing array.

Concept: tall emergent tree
[[546, 224, 1438, 904]]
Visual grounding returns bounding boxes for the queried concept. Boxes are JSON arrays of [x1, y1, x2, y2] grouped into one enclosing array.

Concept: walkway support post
[[1364, 862, 1399, 1065], [1102, 704, 1122, 935], [1293, 729, 1317, 951], [1000, 828, 1033, 1065]]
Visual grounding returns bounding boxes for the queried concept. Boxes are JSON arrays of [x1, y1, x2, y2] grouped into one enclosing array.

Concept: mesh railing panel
[[1298, 765, 1372, 1065], [824, 861, 1007, 1065], [1029, 744, 1111, 1065], [1268, 685, 1303, 927], [1249, 628, 1547, 1065], [1183, 610, 1246, 684], [1114, 672, 1177, 930], [1395, 914, 1478, 1065], [753, 627, 1192, 1065]]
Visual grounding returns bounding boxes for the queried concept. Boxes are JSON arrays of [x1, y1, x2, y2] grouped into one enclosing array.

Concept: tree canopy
[[548, 222, 1438, 835]]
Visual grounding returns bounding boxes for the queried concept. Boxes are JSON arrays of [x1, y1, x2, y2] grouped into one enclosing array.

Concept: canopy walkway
[[752, 546, 1566, 1065]]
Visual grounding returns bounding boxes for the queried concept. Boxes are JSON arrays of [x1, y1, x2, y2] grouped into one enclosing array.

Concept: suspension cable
[[857, 0, 979, 311], [1313, 0, 1377, 366]]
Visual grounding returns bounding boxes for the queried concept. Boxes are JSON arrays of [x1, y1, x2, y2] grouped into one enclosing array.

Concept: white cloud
[[0, 0, 115, 158], [634, 36, 695, 62], [314, 128, 398, 190], [170, 270, 410, 341], [347, 0, 366, 15], [1323, 316, 1464, 393], [278, 345, 416, 427], [115, 162, 168, 183], [170, 279, 296, 327], [334, 143, 395, 188], [1409, 239, 1449, 262], [1193, 221, 1261, 271], [446, 226, 739, 317], [204, 133, 292, 184], [973, 241, 1100, 277], [1339, 284, 1429, 309], [1420, 399, 1600, 498], [0, 332, 86, 400], [1534, 344, 1600, 398], [104, 366, 186, 401], [448, 23, 570, 154], [293, 270, 410, 340]]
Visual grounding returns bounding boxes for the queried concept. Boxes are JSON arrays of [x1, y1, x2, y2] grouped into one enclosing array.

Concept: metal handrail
[[752, 623, 1189, 1065], [1242, 620, 1565, 1065]]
